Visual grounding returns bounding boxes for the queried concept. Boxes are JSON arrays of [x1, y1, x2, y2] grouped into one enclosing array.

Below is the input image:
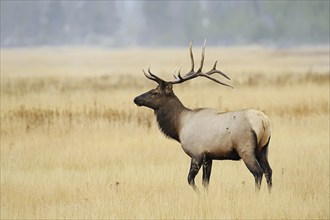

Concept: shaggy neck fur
[[154, 95, 189, 143]]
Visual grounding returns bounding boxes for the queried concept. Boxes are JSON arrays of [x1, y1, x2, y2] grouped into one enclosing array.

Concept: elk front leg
[[202, 155, 212, 189], [187, 157, 202, 192]]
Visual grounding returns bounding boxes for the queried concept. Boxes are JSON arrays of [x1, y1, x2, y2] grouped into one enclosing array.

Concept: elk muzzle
[[133, 96, 143, 107]]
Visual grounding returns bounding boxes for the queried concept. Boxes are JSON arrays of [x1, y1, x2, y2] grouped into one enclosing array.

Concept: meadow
[[1, 46, 329, 219]]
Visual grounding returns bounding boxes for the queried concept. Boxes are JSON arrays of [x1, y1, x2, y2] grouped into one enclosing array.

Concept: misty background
[[1, 0, 329, 47]]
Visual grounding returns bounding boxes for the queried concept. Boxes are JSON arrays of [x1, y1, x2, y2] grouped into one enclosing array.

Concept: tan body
[[179, 109, 271, 160]]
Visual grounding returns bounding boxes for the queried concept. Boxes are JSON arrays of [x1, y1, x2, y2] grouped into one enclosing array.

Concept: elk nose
[[133, 97, 141, 106]]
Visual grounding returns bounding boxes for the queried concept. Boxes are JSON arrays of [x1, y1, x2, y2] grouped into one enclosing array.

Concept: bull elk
[[133, 40, 272, 192]]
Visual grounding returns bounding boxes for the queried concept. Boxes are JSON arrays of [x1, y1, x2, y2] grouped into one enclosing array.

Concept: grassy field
[[1, 46, 329, 219]]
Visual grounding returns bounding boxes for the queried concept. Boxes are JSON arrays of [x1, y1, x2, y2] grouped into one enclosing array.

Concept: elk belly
[[179, 109, 235, 158]]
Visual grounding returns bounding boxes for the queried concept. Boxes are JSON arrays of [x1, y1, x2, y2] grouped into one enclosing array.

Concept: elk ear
[[164, 83, 173, 95]]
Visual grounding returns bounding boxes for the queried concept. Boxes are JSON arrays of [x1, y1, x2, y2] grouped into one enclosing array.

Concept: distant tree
[[0, 0, 329, 47], [141, 1, 172, 45]]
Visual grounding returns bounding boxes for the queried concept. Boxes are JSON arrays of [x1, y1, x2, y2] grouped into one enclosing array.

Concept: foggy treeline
[[1, 0, 329, 47]]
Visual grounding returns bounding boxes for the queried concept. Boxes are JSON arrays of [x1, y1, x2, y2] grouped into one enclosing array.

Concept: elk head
[[134, 40, 233, 110], [133, 71, 174, 110]]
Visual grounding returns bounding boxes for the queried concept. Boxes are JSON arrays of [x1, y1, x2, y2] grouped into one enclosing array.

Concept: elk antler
[[143, 39, 232, 88], [170, 39, 232, 88], [143, 67, 166, 85]]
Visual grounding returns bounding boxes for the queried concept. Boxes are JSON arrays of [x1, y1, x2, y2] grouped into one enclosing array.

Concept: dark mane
[[155, 94, 188, 143]]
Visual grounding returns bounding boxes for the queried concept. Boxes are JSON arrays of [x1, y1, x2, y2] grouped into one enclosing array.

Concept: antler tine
[[197, 39, 206, 73], [173, 66, 181, 79], [176, 65, 183, 79], [148, 67, 165, 81], [142, 67, 166, 85], [147, 67, 157, 78], [143, 69, 154, 80], [189, 42, 194, 72], [206, 60, 231, 80], [143, 69, 158, 84], [212, 60, 218, 70], [173, 66, 178, 79], [201, 73, 233, 88]]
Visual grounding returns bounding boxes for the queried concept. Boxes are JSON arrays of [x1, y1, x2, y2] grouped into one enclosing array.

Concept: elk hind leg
[[257, 138, 272, 192], [237, 143, 263, 190], [188, 157, 202, 192], [242, 156, 263, 190], [202, 155, 212, 189]]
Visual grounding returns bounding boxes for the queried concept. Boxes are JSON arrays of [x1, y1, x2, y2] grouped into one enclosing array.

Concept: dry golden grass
[[1, 47, 329, 219]]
